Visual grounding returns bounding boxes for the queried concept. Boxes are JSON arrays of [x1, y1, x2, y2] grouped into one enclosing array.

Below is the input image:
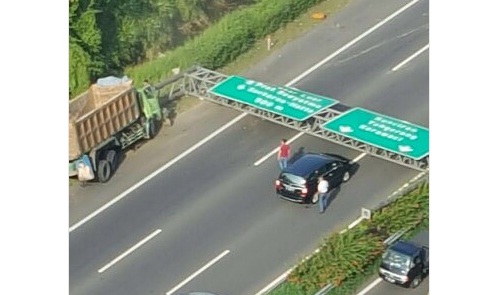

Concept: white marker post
[[361, 207, 371, 220]]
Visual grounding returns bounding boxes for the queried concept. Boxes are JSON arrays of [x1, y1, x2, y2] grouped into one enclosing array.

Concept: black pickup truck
[[378, 230, 429, 288]]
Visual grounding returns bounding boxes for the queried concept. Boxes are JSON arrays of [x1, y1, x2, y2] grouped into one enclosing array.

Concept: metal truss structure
[[156, 66, 429, 171]]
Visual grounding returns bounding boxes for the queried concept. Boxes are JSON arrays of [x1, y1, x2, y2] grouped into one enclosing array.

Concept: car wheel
[[342, 171, 351, 182], [311, 193, 319, 204], [409, 275, 421, 289]]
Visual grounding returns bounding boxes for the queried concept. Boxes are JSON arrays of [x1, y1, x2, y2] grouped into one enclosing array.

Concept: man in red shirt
[[277, 138, 290, 170]]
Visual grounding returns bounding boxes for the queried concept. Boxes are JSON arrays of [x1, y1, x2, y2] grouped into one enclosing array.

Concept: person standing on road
[[277, 138, 290, 171], [317, 176, 329, 214]]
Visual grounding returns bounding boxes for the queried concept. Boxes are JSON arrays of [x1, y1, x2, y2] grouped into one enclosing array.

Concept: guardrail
[[153, 66, 429, 171], [266, 171, 428, 295], [313, 227, 409, 295], [371, 169, 429, 212]]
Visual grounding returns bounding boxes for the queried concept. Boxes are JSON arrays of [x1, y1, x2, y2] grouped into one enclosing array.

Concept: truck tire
[[97, 160, 112, 183], [146, 119, 158, 139], [106, 149, 119, 172]]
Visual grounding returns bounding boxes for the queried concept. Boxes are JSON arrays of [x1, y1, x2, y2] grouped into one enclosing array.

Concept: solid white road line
[[254, 268, 293, 295], [256, 169, 425, 294], [348, 217, 364, 229], [70, 113, 247, 232], [253, 132, 305, 166], [253, 207, 368, 295], [165, 250, 230, 295], [254, 160, 422, 295], [287, 0, 421, 86], [355, 278, 383, 295], [70, 0, 421, 233], [254, 0, 421, 167], [392, 44, 429, 71], [98, 229, 162, 273], [352, 152, 367, 163]]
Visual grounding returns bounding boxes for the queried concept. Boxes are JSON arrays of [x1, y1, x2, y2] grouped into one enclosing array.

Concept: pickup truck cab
[[379, 230, 429, 288]]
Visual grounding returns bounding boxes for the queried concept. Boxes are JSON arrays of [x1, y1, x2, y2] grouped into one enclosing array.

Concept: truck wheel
[[97, 160, 112, 183], [106, 149, 119, 172], [409, 275, 422, 289], [311, 193, 319, 204], [342, 171, 351, 182], [146, 119, 158, 139]]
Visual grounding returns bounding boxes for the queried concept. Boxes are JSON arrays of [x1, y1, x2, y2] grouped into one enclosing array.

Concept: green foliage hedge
[[70, 0, 249, 98], [125, 0, 326, 88], [269, 181, 429, 295], [70, 0, 328, 98]]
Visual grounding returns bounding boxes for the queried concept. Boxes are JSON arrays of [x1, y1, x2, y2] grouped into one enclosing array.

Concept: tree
[[69, 0, 104, 97]]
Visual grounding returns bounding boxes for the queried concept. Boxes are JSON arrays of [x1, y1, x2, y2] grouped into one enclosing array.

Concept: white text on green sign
[[322, 108, 429, 159], [209, 75, 338, 121]]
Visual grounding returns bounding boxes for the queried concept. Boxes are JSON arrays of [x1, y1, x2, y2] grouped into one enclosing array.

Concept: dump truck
[[69, 77, 163, 183], [379, 230, 429, 289]]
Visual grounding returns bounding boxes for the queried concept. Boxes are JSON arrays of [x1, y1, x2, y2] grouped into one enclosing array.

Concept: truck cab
[[379, 231, 429, 288]]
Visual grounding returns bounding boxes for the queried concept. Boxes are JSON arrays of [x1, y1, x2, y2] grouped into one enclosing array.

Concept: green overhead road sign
[[209, 75, 338, 121], [323, 108, 429, 159]]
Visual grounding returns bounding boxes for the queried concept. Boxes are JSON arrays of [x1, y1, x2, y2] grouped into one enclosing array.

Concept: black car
[[275, 152, 353, 204], [379, 230, 429, 288]]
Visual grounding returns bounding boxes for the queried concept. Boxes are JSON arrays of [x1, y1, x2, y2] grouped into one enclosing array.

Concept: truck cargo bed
[[69, 81, 140, 161]]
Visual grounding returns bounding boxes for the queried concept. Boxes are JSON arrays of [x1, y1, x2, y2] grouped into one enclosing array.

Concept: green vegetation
[[268, 181, 429, 295], [70, 0, 257, 97], [69, 0, 351, 187], [219, 0, 350, 76], [70, 3, 429, 295], [124, 0, 332, 88], [162, 0, 350, 114], [69, 0, 350, 97]]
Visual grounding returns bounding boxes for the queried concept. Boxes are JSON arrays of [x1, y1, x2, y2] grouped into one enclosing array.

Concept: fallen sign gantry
[[157, 66, 429, 171]]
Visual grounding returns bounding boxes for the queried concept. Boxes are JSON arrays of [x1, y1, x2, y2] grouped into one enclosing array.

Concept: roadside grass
[[169, 0, 350, 114], [268, 181, 429, 295], [220, 0, 350, 76], [70, 0, 350, 183]]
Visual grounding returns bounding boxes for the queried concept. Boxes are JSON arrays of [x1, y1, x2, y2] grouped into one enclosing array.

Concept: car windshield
[[280, 173, 306, 185], [382, 249, 411, 274]]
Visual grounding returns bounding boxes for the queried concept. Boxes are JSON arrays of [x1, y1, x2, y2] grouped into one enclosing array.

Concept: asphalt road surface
[[69, 0, 429, 294], [358, 270, 429, 295], [354, 230, 429, 295]]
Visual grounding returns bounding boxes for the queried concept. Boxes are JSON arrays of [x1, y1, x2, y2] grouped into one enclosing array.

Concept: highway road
[[354, 230, 429, 295], [69, 0, 429, 294], [362, 277, 429, 295], [361, 277, 429, 295]]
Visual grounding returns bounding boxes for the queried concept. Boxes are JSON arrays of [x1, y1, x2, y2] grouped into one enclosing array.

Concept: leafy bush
[[269, 181, 429, 295], [125, 0, 326, 88]]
